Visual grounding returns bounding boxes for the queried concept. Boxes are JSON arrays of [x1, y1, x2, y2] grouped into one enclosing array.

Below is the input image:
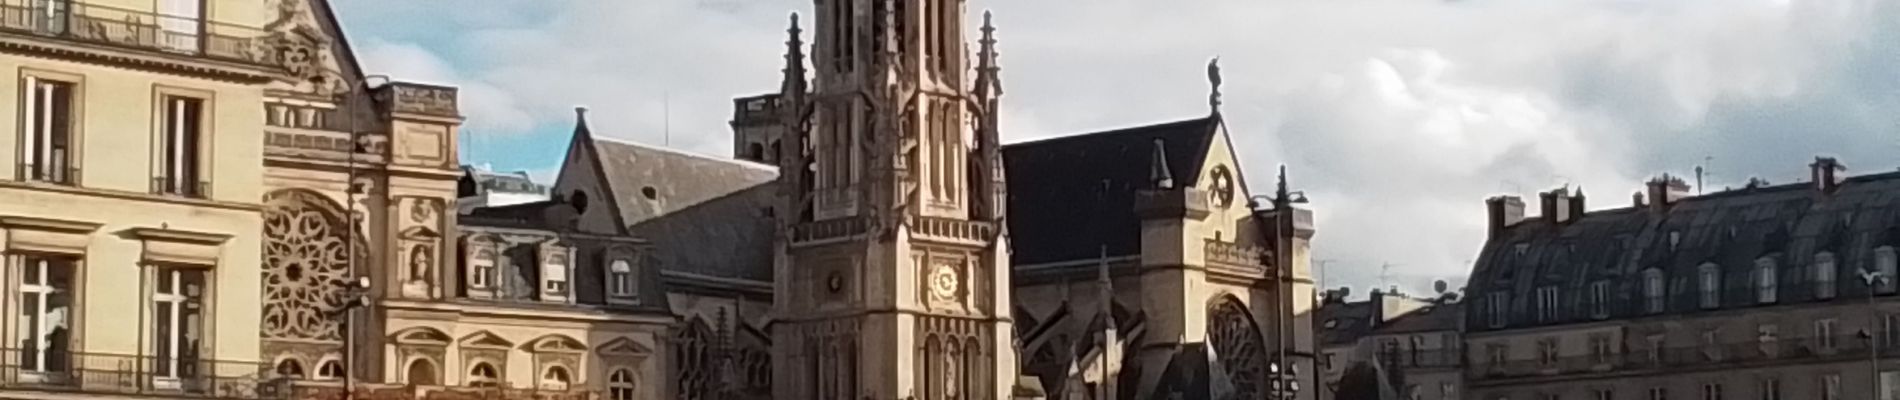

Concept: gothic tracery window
[[675, 320, 713, 400], [1208, 296, 1266, 399], [262, 190, 353, 342]]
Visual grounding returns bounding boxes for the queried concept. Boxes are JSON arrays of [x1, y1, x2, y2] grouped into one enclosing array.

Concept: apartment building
[[0, 0, 285, 397], [1317, 289, 1463, 400], [1466, 158, 1900, 400]]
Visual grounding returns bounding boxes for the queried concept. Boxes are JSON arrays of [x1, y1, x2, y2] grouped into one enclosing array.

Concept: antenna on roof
[[1695, 155, 1712, 195], [663, 91, 672, 147]]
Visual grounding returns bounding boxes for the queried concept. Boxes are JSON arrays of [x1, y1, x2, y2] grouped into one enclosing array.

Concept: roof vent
[[641, 186, 658, 200]]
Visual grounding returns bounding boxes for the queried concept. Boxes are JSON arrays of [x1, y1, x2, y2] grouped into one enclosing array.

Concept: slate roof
[[1003, 116, 1223, 267], [587, 136, 779, 282], [1317, 301, 1375, 347], [461, 166, 546, 196], [1467, 170, 1900, 333], [1371, 302, 1462, 335]]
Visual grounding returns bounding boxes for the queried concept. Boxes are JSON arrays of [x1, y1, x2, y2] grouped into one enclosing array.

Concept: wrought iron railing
[[0, 0, 279, 66], [151, 175, 209, 198], [0, 348, 277, 398], [285, 383, 599, 400], [15, 162, 77, 185], [1471, 334, 1894, 381]]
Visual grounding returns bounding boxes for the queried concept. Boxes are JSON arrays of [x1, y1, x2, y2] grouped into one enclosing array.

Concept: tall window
[[541, 366, 572, 390], [151, 267, 206, 387], [1758, 378, 1780, 400], [1536, 286, 1559, 322], [1596, 389, 1613, 400], [157, 96, 205, 198], [1442, 383, 1456, 400], [470, 249, 496, 289], [608, 259, 636, 298], [1487, 292, 1509, 328], [1699, 263, 1721, 309], [1757, 324, 1779, 357], [1821, 373, 1840, 400], [1703, 383, 1723, 400], [1644, 268, 1667, 314], [1537, 338, 1558, 366], [1814, 252, 1837, 300], [1755, 258, 1778, 304], [1877, 246, 1898, 294], [1651, 387, 1668, 400], [1589, 280, 1610, 319], [1589, 334, 1612, 364], [1815, 319, 1838, 351], [157, 0, 203, 52], [20, 77, 75, 184], [16, 255, 75, 381], [609, 369, 637, 400]]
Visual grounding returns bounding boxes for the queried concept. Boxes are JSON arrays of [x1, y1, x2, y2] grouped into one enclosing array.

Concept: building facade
[[1314, 290, 1462, 400], [1466, 158, 1900, 400], [0, 0, 284, 397]]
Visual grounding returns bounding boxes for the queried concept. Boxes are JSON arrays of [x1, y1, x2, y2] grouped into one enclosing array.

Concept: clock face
[[1209, 165, 1236, 207], [930, 264, 960, 300]]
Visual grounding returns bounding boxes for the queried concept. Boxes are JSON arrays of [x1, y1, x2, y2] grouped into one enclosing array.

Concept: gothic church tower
[[770, 0, 1017, 398]]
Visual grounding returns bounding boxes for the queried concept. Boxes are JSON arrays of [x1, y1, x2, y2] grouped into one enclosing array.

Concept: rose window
[[263, 191, 353, 341], [1209, 297, 1266, 398]]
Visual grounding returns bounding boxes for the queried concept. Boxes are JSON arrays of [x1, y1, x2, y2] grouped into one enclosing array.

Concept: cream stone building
[[1466, 158, 1900, 400], [0, 0, 285, 397]]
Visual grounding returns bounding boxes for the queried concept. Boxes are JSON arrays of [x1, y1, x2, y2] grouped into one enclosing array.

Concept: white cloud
[[337, 0, 1900, 298], [354, 39, 538, 135]]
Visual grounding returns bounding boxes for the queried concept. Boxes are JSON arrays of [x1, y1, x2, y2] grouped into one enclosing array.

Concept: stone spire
[[975, 11, 1003, 101], [780, 13, 807, 98], [972, 10, 1007, 222]]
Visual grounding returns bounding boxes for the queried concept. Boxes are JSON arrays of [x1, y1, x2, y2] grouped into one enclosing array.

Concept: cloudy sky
[[332, 0, 1900, 298]]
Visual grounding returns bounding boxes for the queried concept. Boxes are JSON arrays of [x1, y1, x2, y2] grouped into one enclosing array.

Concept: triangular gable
[[458, 331, 513, 349], [391, 327, 452, 346], [261, 0, 367, 95], [550, 110, 630, 236], [596, 337, 654, 357]]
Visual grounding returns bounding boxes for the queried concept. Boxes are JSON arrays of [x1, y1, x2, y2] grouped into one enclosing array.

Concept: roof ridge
[[1004, 115, 1217, 148], [589, 135, 780, 173]]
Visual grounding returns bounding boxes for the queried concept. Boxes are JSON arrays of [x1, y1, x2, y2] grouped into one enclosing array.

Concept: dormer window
[[609, 259, 635, 298], [464, 235, 500, 297], [1698, 263, 1721, 309], [1755, 258, 1778, 304], [1814, 252, 1838, 300], [1643, 268, 1666, 314], [1875, 246, 1897, 294], [540, 242, 573, 302]]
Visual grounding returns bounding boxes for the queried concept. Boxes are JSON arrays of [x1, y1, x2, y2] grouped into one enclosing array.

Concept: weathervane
[[1207, 56, 1222, 113]]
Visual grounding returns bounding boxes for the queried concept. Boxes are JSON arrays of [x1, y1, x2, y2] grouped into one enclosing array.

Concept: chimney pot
[[1811, 157, 1846, 193], [1487, 196, 1526, 239]]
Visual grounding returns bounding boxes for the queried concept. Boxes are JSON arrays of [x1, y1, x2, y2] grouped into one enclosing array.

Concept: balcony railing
[[0, 0, 279, 66], [152, 175, 209, 199], [15, 162, 77, 185], [0, 348, 277, 398], [1472, 334, 1892, 381], [286, 383, 598, 400]]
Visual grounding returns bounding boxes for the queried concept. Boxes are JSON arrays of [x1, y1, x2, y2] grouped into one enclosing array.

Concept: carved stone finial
[[1208, 56, 1223, 113], [781, 12, 808, 97]]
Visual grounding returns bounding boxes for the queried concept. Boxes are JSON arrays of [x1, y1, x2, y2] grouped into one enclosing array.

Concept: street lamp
[[338, 276, 371, 399], [1267, 360, 1301, 399], [1860, 268, 1889, 399]]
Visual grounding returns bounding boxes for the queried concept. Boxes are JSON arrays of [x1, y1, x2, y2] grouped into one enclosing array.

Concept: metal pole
[[1874, 276, 1881, 400], [343, 75, 358, 400]]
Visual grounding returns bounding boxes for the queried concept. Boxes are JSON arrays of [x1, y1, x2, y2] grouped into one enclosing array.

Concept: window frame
[[1755, 258, 1778, 304], [1698, 263, 1721, 309], [468, 362, 500, 388], [1536, 286, 1559, 322], [149, 265, 208, 388], [15, 253, 78, 381], [1876, 246, 1898, 295], [609, 368, 637, 400], [18, 71, 82, 186], [151, 86, 214, 199], [1814, 252, 1838, 300], [1589, 280, 1610, 319], [1644, 268, 1667, 314]]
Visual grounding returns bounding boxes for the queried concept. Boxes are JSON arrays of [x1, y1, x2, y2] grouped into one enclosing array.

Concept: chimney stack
[[1646, 174, 1690, 212], [1631, 191, 1645, 208], [1487, 196, 1526, 239], [1539, 187, 1575, 224], [1811, 157, 1846, 193]]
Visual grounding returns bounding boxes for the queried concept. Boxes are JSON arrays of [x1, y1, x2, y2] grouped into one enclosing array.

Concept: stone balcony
[[0, 0, 282, 69]]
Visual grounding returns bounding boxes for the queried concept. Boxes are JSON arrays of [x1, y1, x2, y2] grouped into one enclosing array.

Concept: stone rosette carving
[[262, 190, 355, 341]]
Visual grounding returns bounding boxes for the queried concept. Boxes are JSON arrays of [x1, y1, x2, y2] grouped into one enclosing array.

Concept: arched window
[[316, 359, 344, 381], [747, 143, 765, 161], [275, 359, 305, 378], [609, 369, 637, 400], [468, 362, 499, 388], [1643, 268, 1666, 314], [922, 335, 942, 400], [541, 366, 572, 390], [1756, 258, 1778, 304], [1815, 252, 1838, 299], [1208, 296, 1266, 399], [1698, 263, 1721, 309], [608, 259, 635, 298], [675, 320, 712, 400], [406, 359, 437, 386], [571, 190, 590, 214]]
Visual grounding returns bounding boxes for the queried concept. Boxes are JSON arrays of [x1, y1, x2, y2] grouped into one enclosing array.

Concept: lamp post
[[1861, 268, 1889, 400], [1250, 166, 1309, 400], [339, 276, 372, 399]]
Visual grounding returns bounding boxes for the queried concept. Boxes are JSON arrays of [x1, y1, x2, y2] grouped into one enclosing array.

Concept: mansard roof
[[1003, 115, 1224, 267], [586, 136, 778, 282], [1466, 170, 1900, 333], [1316, 301, 1375, 347]]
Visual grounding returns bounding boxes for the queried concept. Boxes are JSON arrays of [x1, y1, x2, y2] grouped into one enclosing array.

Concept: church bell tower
[[770, 0, 1016, 398]]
